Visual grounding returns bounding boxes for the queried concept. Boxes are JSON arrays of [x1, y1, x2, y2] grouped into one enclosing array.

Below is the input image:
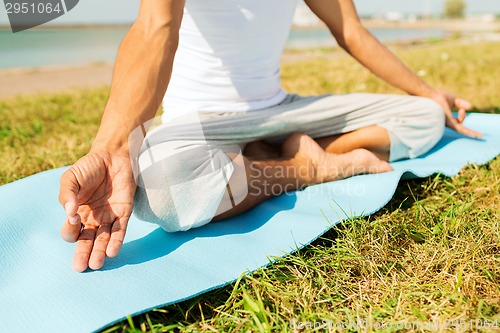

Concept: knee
[[409, 98, 445, 158], [133, 146, 195, 232], [422, 98, 446, 131], [133, 141, 235, 232], [134, 185, 181, 232], [387, 97, 446, 161]]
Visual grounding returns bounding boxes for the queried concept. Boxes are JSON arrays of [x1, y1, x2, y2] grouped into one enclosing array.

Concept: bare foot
[[281, 133, 392, 185]]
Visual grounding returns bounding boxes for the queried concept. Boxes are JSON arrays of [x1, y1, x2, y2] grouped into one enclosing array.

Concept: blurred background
[[0, 0, 498, 97]]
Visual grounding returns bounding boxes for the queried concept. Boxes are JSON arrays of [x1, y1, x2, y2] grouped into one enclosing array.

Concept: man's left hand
[[430, 90, 483, 139]]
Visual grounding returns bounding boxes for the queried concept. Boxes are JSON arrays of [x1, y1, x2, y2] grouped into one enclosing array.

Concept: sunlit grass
[[1, 40, 499, 332]]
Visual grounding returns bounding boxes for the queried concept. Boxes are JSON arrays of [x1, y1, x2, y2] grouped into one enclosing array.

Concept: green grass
[[1, 41, 499, 332]]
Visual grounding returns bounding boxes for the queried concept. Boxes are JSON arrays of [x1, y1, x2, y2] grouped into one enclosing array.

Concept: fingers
[[59, 169, 80, 225], [455, 123, 483, 139], [71, 217, 127, 271], [442, 97, 482, 138], [89, 223, 112, 270], [447, 117, 483, 139], [106, 217, 129, 258], [60, 171, 82, 243], [61, 217, 82, 243], [72, 225, 98, 273], [455, 98, 472, 111], [455, 98, 471, 124], [457, 108, 467, 123]]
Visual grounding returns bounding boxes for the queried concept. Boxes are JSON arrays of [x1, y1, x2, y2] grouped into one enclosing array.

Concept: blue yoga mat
[[0, 113, 499, 332]]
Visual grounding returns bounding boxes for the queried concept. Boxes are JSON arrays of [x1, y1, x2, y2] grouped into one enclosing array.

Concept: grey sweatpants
[[134, 93, 445, 232]]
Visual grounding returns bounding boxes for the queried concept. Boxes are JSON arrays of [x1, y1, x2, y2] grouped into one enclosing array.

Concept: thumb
[[455, 98, 472, 110], [457, 108, 466, 123], [455, 98, 471, 123], [437, 98, 454, 124], [59, 169, 80, 225]]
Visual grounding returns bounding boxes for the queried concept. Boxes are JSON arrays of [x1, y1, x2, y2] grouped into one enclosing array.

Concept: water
[[0, 28, 127, 69], [0, 27, 449, 69], [287, 27, 448, 48]]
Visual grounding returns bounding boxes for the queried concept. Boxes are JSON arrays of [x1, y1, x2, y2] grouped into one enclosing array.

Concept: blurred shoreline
[[1, 18, 498, 31], [362, 19, 500, 32], [0, 62, 113, 99], [1, 20, 499, 99]]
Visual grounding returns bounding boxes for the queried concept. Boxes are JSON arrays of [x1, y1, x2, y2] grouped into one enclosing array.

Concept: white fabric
[[162, 0, 299, 122], [136, 93, 445, 232]]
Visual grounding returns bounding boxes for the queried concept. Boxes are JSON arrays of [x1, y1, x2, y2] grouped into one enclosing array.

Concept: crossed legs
[[213, 126, 393, 220], [244, 125, 391, 161], [134, 94, 445, 231]]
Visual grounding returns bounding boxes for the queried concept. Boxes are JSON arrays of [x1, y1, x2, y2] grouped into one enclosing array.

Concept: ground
[[0, 40, 498, 332]]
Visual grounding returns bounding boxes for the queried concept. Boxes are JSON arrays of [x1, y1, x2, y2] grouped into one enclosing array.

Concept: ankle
[[289, 156, 319, 188]]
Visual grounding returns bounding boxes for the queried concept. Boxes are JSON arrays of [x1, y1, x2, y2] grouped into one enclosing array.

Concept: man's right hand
[[58, 151, 136, 272], [54, 0, 184, 272]]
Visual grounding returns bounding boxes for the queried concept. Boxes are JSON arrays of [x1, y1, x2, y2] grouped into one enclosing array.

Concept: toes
[[375, 160, 393, 173], [350, 149, 392, 175]]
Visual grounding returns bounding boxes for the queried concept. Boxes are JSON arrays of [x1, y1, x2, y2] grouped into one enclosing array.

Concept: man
[[58, 0, 481, 272]]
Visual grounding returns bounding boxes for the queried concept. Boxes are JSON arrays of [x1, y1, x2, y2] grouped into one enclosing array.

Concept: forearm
[[305, 0, 436, 99], [91, 18, 180, 155], [341, 26, 436, 98]]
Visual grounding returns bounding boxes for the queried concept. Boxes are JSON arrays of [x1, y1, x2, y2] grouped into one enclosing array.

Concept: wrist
[[90, 138, 130, 157], [91, 116, 146, 159], [426, 88, 442, 100], [409, 82, 438, 100], [91, 124, 149, 161], [91, 124, 130, 151]]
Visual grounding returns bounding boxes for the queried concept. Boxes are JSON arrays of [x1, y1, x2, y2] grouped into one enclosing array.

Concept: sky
[[0, 0, 499, 26]]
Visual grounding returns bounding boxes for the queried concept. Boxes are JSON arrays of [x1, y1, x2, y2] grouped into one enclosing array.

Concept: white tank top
[[162, 0, 299, 122]]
